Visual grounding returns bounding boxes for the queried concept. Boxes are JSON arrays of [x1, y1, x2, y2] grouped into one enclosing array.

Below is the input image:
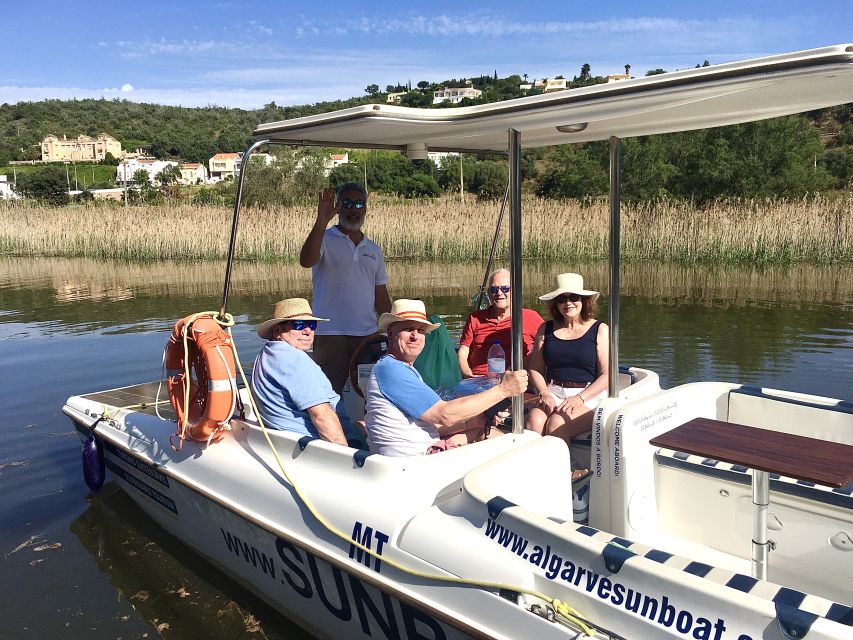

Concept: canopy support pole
[[219, 139, 270, 318], [608, 136, 621, 397], [508, 129, 524, 433]]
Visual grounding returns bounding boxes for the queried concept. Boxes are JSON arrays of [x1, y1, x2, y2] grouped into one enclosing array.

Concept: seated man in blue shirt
[[252, 298, 355, 446], [365, 299, 528, 456]]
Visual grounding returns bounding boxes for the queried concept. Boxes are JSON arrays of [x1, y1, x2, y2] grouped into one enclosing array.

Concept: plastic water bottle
[[487, 341, 506, 378]]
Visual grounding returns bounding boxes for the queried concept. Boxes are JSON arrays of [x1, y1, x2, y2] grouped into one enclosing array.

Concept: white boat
[[64, 44, 853, 640]]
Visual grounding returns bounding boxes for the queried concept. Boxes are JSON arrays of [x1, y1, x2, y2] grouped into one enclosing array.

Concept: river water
[[1, 256, 851, 639]]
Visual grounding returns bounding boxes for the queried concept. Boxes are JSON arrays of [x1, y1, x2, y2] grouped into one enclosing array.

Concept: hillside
[[1, 67, 849, 167], [1, 71, 850, 203]]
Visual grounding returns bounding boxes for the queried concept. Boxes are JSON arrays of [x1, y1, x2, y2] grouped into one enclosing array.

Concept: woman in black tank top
[[526, 273, 610, 475]]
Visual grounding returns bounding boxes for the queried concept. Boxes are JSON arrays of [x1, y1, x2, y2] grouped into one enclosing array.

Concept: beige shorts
[[546, 383, 604, 410]]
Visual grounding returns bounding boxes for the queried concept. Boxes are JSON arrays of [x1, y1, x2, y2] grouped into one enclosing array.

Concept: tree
[[416, 81, 430, 91], [394, 174, 441, 198], [469, 161, 507, 200], [646, 69, 667, 76], [16, 166, 69, 205], [580, 64, 591, 81], [536, 144, 608, 200], [365, 84, 380, 96], [75, 188, 95, 203], [821, 148, 853, 186], [624, 64, 631, 76], [328, 163, 365, 192], [100, 152, 120, 166], [132, 169, 150, 186], [399, 91, 432, 108], [155, 164, 181, 186]]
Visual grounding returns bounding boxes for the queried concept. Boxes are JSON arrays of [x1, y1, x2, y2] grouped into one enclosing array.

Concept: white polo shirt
[[312, 226, 388, 336]]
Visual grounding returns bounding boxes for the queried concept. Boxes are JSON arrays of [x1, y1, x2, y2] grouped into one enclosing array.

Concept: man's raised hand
[[317, 188, 337, 226]]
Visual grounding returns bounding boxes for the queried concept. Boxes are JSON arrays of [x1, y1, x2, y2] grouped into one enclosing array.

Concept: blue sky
[[2, 1, 851, 109]]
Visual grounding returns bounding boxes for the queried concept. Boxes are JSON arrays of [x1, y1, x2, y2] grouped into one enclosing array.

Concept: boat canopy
[[236, 44, 853, 428], [253, 44, 853, 152]]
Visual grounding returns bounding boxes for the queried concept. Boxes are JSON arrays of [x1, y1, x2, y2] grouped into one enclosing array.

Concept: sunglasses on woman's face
[[340, 199, 366, 210], [287, 320, 318, 331], [489, 285, 511, 295], [555, 293, 582, 304]]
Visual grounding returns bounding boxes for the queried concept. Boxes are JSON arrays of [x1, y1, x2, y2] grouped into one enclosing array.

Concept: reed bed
[[1, 194, 850, 264]]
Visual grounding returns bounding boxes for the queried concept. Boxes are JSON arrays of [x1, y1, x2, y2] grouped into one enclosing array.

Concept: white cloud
[[319, 15, 704, 38], [247, 20, 273, 37], [0, 83, 372, 109], [120, 83, 134, 93]]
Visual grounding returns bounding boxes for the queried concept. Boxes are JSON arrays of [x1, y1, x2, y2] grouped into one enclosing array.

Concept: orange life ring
[[164, 314, 237, 446]]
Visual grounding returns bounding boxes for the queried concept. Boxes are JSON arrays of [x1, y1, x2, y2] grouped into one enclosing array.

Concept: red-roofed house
[[208, 152, 242, 182], [179, 163, 209, 185], [323, 152, 349, 176]]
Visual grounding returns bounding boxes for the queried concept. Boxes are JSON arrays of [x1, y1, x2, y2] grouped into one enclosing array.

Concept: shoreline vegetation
[[2, 194, 850, 264]]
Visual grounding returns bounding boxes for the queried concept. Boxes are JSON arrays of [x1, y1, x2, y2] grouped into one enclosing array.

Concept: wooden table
[[650, 417, 853, 580]]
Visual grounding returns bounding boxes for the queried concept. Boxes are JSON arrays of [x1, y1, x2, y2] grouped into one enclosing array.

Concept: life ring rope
[[166, 311, 237, 451]]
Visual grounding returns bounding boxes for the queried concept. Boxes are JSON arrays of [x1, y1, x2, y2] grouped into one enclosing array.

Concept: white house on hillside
[[535, 78, 567, 93], [433, 87, 482, 104], [116, 159, 179, 184], [427, 151, 458, 167], [0, 175, 18, 199]]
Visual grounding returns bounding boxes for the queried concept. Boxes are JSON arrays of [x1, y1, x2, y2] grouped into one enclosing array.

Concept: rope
[[96, 310, 598, 637], [224, 323, 597, 637]]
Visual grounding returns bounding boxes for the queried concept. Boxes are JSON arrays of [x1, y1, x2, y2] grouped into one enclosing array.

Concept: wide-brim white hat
[[377, 299, 441, 333], [257, 298, 328, 339], [538, 273, 600, 301]]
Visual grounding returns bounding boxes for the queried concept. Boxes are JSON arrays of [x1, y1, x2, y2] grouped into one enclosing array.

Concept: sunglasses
[[341, 199, 366, 210], [286, 320, 318, 331], [555, 293, 583, 304], [489, 285, 511, 295]]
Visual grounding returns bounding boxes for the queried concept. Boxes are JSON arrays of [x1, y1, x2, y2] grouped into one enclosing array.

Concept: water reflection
[[70, 485, 309, 639], [2, 256, 852, 333], [1, 255, 851, 639]]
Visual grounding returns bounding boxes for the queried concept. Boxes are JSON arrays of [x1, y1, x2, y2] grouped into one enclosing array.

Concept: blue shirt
[[251, 341, 351, 438], [365, 355, 442, 456]]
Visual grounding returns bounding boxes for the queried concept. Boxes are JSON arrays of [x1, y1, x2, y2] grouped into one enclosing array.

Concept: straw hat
[[257, 298, 328, 339], [538, 273, 600, 301], [377, 299, 441, 333]]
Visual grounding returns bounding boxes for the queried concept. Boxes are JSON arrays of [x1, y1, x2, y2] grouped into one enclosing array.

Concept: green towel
[[414, 315, 462, 390]]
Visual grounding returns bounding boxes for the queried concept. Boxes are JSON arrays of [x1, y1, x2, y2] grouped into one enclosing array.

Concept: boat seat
[[655, 448, 853, 510], [728, 386, 853, 445]]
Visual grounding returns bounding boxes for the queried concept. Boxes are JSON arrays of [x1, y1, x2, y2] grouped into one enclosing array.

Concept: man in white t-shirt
[[299, 182, 392, 393], [365, 299, 528, 457]]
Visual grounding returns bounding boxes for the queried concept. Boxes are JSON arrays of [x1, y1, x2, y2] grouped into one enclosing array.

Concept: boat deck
[[82, 381, 176, 419]]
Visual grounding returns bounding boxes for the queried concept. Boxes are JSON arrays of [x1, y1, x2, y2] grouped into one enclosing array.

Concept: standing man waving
[[299, 182, 392, 393]]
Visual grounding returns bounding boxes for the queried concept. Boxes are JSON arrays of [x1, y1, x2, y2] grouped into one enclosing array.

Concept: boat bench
[[727, 386, 853, 444]]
